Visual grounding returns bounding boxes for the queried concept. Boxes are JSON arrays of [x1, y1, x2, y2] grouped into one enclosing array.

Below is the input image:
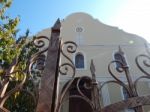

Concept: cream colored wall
[[136, 81, 150, 112], [60, 12, 149, 79], [36, 12, 149, 78], [61, 12, 146, 45], [36, 12, 150, 111], [36, 28, 51, 37]]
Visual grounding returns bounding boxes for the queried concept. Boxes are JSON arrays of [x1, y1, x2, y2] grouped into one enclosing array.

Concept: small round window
[[76, 27, 83, 32]]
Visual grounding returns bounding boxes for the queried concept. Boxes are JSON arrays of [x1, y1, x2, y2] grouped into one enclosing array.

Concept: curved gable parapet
[[63, 12, 94, 22], [61, 12, 147, 45]]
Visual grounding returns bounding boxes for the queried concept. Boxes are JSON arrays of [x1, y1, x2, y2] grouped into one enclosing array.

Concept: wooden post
[[36, 19, 61, 112]]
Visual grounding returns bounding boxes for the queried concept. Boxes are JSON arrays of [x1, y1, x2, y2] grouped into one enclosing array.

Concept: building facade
[[37, 12, 150, 112]]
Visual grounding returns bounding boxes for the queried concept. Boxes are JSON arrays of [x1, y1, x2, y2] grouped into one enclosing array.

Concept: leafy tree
[[0, 0, 40, 111], [0, 0, 20, 71]]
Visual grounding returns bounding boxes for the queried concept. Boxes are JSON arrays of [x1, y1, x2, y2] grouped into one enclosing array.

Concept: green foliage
[[4, 80, 37, 112], [0, 1, 39, 111], [3, 36, 39, 112], [0, 0, 20, 70]]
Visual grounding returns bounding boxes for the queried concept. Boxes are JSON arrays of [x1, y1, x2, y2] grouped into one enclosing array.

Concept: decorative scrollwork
[[30, 36, 49, 68], [28, 36, 50, 77], [1, 71, 26, 99], [59, 41, 77, 77], [100, 80, 132, 100], [33, 36, 50, 48], [59, 63, 75, 76], [133, 43, 150, 98], [134, 75, 150, 94], [135, 54, 150, 76], [0, 70, 28, 110], [0, 36, 50, 111], [57, 41, 95, 112], [108, 60, 127, 84], [56, 76, 95, 112], [55, 41, 150, 112], [56, 41, 78, 112], [0, 60, 38, 111], [76, 76, 92, 97]]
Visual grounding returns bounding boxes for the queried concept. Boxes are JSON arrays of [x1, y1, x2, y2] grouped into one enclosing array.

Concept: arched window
[[114, 47, 127, 72], [114, 53, 123, 70], [75, 53, 84, 69]]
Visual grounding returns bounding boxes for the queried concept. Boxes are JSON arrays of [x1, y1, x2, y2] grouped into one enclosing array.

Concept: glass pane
[[75, 54, 84, 68]]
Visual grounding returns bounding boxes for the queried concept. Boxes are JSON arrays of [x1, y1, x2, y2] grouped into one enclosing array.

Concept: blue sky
[[7, 0, 126, 35], [7, 0, 150, 42]]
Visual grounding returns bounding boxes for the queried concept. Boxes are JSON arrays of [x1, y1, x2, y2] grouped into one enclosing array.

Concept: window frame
[[113, 50, 129, 72], [73, 52, 87, 70]]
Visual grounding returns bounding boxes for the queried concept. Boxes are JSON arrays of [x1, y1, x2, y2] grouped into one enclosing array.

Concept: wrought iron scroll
[[59, 41, 77, 77], [56, 41, 77, 112], [56, 41, 100, 112], [56, 42, 150, 112], [29, 36, 50, 110], [134, 43, 150, 93], [28, 36, 49, 79], [0, 36, 49, 112], [0, 68, 27, 112], [100, 45, 150, 112]]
